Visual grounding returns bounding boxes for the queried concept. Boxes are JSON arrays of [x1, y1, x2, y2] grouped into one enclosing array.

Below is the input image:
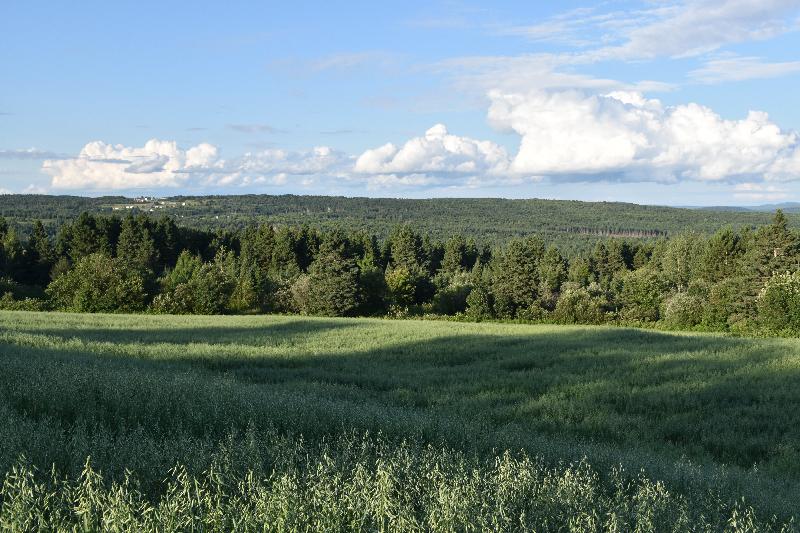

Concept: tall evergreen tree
[[538, 246, 567, 295], [441, 235, 468, 275], [700, 227, 742, 283], [57, 212, 112, 261], [306, 246, 360, 316], [24, 220, 54, 285], [0, 227, 24, 281], [153, 216, 180, 270], [271, 227, 302, 279], [740, 210, 800, 318], [491, 236, 545, 318], [388, 225, 427, 273], [116, 215, 157, 272]]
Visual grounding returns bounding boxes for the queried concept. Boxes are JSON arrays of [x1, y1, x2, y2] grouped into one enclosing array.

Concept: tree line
[[2, 194, 793, 256], [2, 210, 800, 334]]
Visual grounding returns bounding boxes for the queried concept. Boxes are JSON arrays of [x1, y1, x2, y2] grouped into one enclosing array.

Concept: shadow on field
[[19, 317, 363, 347], [2, 322, 800, 515]]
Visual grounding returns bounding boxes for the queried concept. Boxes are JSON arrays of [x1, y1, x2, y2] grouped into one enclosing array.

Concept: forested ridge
[[0, 193, 793, 254], [3, 208, 800, 335]]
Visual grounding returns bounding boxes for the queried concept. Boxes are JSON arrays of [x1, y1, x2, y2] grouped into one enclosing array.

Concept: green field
[[1, 311, 799, 530]]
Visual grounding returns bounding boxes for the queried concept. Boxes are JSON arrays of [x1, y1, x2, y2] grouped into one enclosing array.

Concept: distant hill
[[0, 193, 792, 254], [692, 202, 800, 213]]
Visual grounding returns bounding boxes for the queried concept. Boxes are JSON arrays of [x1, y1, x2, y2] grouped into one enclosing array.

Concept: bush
[[702, 277, 750, 331], [757, 271, 800, 333], [46, 253, 147, 313], [290, 274, 312, 314], [553, 284, 604, 324], [0, 292, 48, 311], [517, 302, 549, 322], [151, 283, 198, 314], [431, 272, 473, 315], [662, 292, 704, 328], [151, 253, 236, 315], [620, 269, 666, 322], [385, 266, 418, 307]]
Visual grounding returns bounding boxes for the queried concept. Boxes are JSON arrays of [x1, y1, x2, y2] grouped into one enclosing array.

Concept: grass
[[1, 311, 799, 530]]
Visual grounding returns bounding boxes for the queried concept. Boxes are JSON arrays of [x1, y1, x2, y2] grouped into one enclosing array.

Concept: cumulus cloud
[[365, 173, 441, 190], [354, 124, 509, 176], [43, 140, 222, 190], [238, 146, 346, 175], [219, 146, 349, 188], [353, 90, 800, 187], [486, 89, 800, 182], [43, 139, 347, 191]]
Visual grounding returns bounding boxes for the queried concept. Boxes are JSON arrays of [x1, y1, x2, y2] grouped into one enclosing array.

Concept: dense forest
[[1, 193, 796, 255], [2, 208, 800, 335]]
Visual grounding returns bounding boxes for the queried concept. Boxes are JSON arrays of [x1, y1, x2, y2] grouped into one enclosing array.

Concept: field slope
[[1, 311, 799, 529]]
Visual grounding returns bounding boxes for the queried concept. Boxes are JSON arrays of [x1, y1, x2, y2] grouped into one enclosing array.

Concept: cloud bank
[[486, 90, 800, 182], [43, 140, 348, 191], [43, 140, 222, 190], [352, 90, 800, 187], [40, 92, 800, 193]]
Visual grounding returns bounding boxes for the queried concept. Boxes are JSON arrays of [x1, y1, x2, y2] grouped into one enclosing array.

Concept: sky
[[2, 0, 800, 205]]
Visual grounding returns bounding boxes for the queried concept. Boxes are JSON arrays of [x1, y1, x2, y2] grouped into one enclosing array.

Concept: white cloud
[[689, 55, 800, 83], [597, 0, 800, 60], [239, 146, 346, 175], [505, 0, 800, 62], [43, 139, 222, 190], [366, 173, 441, 190], [498, 6, 640, 47], [433, 54, 655, 95], [486, 89, 800, 182], [37, 89, 800, 194], [218, 146, 349, 188], [355, 90, 800, 187], [354, 123, 509, 176], [43, 139, 347, 191], [439, 1, 800, 99]]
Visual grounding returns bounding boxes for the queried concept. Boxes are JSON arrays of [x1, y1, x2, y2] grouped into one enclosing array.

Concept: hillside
[[0, 193, 793, 253]]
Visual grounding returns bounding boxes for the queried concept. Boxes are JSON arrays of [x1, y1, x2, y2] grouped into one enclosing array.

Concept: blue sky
[[2, 0, 800, 205]]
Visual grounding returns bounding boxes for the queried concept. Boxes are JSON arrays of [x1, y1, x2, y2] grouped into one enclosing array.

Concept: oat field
[[1, 311, 798, 530]]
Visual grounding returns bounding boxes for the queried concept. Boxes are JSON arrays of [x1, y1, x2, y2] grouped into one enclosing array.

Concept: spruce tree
[[306, 247, 360, 316]]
